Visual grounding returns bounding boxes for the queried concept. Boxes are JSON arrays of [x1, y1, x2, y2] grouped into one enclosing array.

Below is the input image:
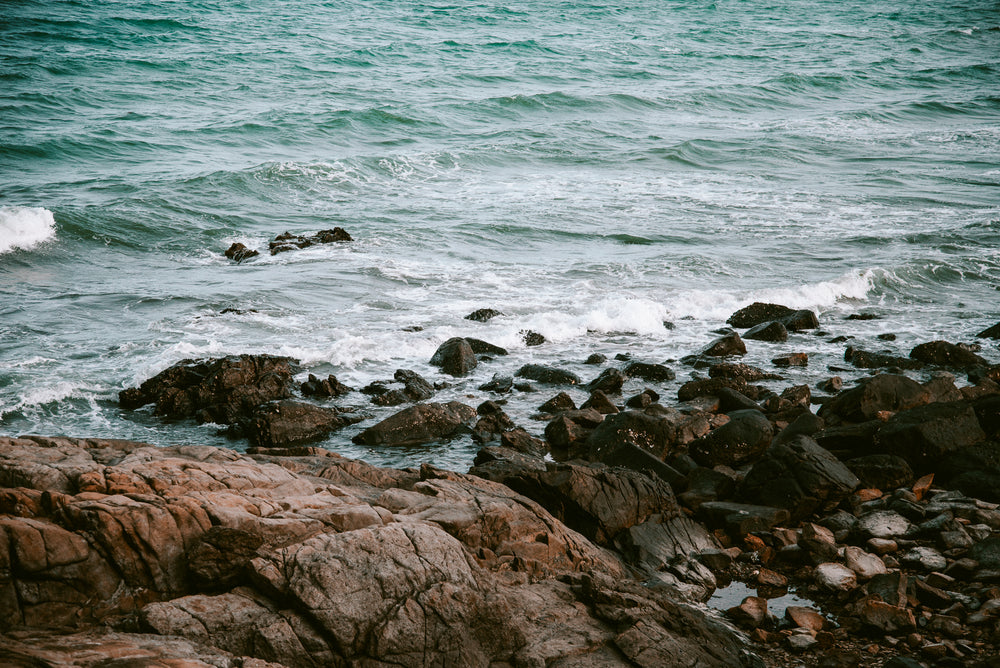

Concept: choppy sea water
[[2, 0, 998, 470]]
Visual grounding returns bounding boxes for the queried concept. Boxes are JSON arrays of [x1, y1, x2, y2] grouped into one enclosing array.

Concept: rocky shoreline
[[3, 301, 1000, 667]]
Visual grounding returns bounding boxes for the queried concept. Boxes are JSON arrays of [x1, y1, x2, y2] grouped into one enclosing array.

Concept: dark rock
[[625, 389, 659, 408], [544, 409, 604, 451], [539, 392, 576, 414], [911, 340, 988, 369], [393, 369, 435, 401], [623, 362, 676, 383], [817, 376, 843, 393], [846, 455, 915, 491], [968, 537, 1000, 569], [224, 242, 259, 263], [975, 395, 1000, 437], [521, 330, 546, 346], [744, 321, 788, 342], [697, 501, 790, 536], [813, 421, 880, 460], [315, 227, 352, 243], [586, 410, 675, 461], [740, 436, 859, 520], [465, 338, 508, 357], [844, 347, 924, 370], [589, 439, 686, 490], [587, 367, 626, 394], [847, 313, 880, 321], [773, 353, 808, 367], [689, 410, 774, 468], [679, 467, 736, 509], [515, 364, 581, 385], [269, 228, 351, 254], [709, 363, 781, 382], [499, 428, 547, 456], [118, 354, 297, 425], [430, 337, 478, 377], [779, 309, 819, 331], [923, 373, 963, 403], [464, 308, 503, 322], [677, 377, 747, 403], [580, 390, 620, 415], [301, 373, 352, 398], [187, 527, 264, 591], [716, 387, 762, 413], [478, 374, 513, 393], [727, 303, 796, 329], [472, 410, 517, 444], [977, 322, 1000, 339], [701, 332, 747, 357], [584, 353, 607, 365], [877, 401, 986, 472], [245, 400, 359, 447], [352, 401, 476, 446], [817, 374, 931, 424]]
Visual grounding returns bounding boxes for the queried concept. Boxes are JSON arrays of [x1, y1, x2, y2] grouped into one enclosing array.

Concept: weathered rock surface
[[690, 409, 773, 468], [430, 337, 478, 376], [352, 401, 476, 446], [727, 302, 796, 328], [910, 339, 988, 369], [817, 374, 931, 424], [268, 228, 352, 254], [244, 399, 361, 447], [0, 435, 757, 668], [515, 363, 582, 385]]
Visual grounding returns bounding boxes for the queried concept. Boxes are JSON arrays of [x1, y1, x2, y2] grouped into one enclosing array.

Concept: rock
[[701, 332, 747, 357], [786, 606, 825, 632], [544, 408, 604, 451], [689, 410, 773, 468], [877, 401, 986, 472], [817, 374, 931, 424], [709, 363, 782, 382], [814, 563, 857, 592], [844, 546, 887, 580], [465, 308, 503, 322], [623, 362, 676, 382], [740, 436, 859, 520], [499, 429, 547, 456], [586, 410, 675, 460], [787, 632, 818, 652], [119, 354, 297, 425], [923, 373, 963, 403], [479, 374, 514, 393], [856, 510, 912, 539], [515, 364, 581, 385], [910, 340, 988, 369], [727, 303, 796, 328], [813, 421, 880, 460], [245, 400, 359, 447], [521, 330, 546, 346], [616, 515, 720, 598], [588, 438, 686, 491], [679, 467, 736, 510], [844, 347, 924, 370], [587, 368, 627, 394], [224, 242, 259, 262], [779, 309, 819, 331], [900, 546, 948, 571], [393, 368, 435, 401], [772, 353, 808, 367], [186, 526, 264, 591], [697, 501, 790, 536], [846, 454, 914, 491], [717, 387, 762, 413], [584, 353, 607, 365], [352, 401, 476, 446], [744, 321, 788, 342], [539, 391, 576, 414], [465, 338, 508, 357], [726, 596, 770, 629], [625, 388, 659, 408], [430, 337, 478, 377], [772, 411, 825, 446], [799, 522, 839, 562], [471, 407, 517, 444], [269, 228, 351, 254], [978, 322, 1000, 339], [581, 390, 620, 415], [860, 599, 916, 632], [817, 376, 843, 393], [968, 537, 1000, 569], [300, 373, 352, 398]]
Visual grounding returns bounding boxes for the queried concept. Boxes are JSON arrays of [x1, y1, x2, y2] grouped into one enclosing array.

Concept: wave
[[0, 206, 56, 254]]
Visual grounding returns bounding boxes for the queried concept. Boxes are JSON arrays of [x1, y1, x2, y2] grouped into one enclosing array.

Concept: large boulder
[[515, 364, 582, 385], [352, 402, 476, 446], [624, 362, 676, 382], [727, 302, 795, 328], [586, 410, 675, 460], [876, 401, 986, 472], [689, 410, 773, 468], [845, 454, 914, 491], [119, 354, 297, 424], [740, 435, 859, 520], [701, 332, 746, 357], [430, 337, 478, 376], [244, 400, 361, 447], [910, 340, 988, 370], [744, 320, 788, 342], [817, 374, 931, 424], [587, 367, 627, 394]]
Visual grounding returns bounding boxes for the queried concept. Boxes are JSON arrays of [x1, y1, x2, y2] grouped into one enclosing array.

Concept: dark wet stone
[[623, 362, 676, 382], [464, 308, 503, 322], [224, 242, 259, 263], [465, 338, 508, 356], [701, 332, 746, 357], [521, 330, 546, 346], [478, 374, 514, 393], [539, 391, 576, 414], [430, 337, 478, 377], [910, 340, 988, 369], [587, 367, 626, 394], [878, 401, 986, 472], [245, 400, 360, 448], [846, 454, 914, 491], [727, 302, 796, 329], [351, 401, 476, 446], [689, 410, 773, 468], [844, 347, 923, 370], [817, 374, 931, 424], [584, 353, 607, 365], [744, 321, 788, 342], [515, 364, 581, 385], [301, 373, 352, 398]]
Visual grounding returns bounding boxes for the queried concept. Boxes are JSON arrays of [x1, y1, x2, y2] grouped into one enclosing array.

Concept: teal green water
[[1, 0, 998, 468]]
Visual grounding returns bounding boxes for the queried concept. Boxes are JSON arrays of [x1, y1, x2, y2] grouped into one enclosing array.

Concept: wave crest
[[0, 206, 56, 254]]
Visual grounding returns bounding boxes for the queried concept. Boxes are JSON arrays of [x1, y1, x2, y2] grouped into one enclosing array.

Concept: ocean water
[[2, 0, 998, 471]]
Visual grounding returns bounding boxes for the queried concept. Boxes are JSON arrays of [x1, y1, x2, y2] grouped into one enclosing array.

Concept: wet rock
[[119, 354, 297, 425], [224, 242, 259, 262], [626, 388, 660, 408], [515, 364, 581, 385], [701, 331, 747, 357], [430, 337, 478, 377], [677, 377, 748, 403], [300, 373, 352, 398], [245, 400, 360, 447], [786, 606, 825, 632], [709, 363, 782, 382], [679, 467, 737, 510], [544, 408, 604, 451], [799, 522, 840, 563], [900, 546, 948, 571], [581, 389, 620, 415], [846, 454, 915, 491], [815, 562, 857, 591], [818, 376, 843, 393], [521, 330, 546, 346], [624, 362, 676, 382], [727, 302, 796, 328], [844, 347, 924, 370], [877, 401, 986, 472], [465, 338, 508, 357], [860, 599, 916, 632], [587, 367, 627, 394], [740, 436, 859, 520], [499, 428, 546, 456], [968, 537, 1000, 569], [844, 546, 887, 580], [186, 527, 265, 591], [464, 308, 503, 322], [471, 406, 517, 444], [586, 410, 675, 460], [978, 322, 1000, 339], [717, 387, 762, 413], [726, 596, 771, 629], [780, 309, 819, 331], [479, 374, 514, 393], [697, 501, 790, 536], [910, 340, 988, 369], [773, 353, 808, 367], [269, 228, 351, 254], [352, 401, 476, 446], [689, 410, 773, 468], [817, 373, 931, 424], [744, 321, 788, 342], [539, 391, 577, 414], [584, 353, 607, 365], [856, 510, 912, 540]]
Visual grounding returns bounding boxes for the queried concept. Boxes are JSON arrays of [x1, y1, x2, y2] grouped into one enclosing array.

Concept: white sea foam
[[0, 206, 56, 254]]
